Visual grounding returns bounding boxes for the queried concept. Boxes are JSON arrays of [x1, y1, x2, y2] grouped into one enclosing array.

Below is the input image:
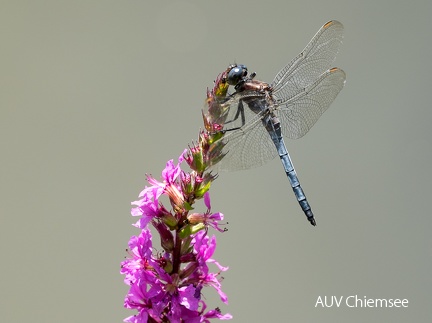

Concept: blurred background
[[1, 0, 431, 322]]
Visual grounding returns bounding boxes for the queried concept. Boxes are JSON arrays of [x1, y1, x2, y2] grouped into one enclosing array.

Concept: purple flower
[[202, 306, 233, 322], [122, 66, 233, 321], [190, 231, 229, 303], [120, 229, 154, 284], [131, 184, 163, 229], [123, 278, 164, 322], [131, 152, 186, 229], [192, 192, 226, 233], [162, 152, 185, 184]]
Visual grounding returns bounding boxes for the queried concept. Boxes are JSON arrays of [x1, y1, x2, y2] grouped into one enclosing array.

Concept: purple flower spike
[[122, 72, 232, 321]]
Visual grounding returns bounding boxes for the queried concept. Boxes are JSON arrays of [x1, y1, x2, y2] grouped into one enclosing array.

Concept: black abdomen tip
[[306, 210, 316, 226]]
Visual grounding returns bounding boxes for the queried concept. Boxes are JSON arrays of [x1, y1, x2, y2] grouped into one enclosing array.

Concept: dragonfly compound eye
[[227, 64, 248, 86]]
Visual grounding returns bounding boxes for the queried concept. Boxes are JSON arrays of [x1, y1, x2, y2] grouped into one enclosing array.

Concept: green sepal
[[192, 150, 205, 173], [183, 201, 194, 211], [178, 223, 205, 239], [164, 260, 173, 274], [180, 235, 193, 255], [178, 224, 193, 239], [182, 178, 193, 196], [208, 132, 225, 145], [190, 223, 206, 234], [162, 213, 178, 230], [195, 180, 212, 199]]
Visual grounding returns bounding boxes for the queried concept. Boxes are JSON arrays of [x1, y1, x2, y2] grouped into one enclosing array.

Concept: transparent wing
[[208, 93, 260, 132], [211, 95, 278, 171], [272, 20, 344, 102], [210, 21, 345, 171], [275, 68, 346, 139], [213, 68, 346, 171]]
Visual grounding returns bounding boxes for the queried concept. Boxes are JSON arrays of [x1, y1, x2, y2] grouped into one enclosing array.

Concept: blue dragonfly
[[211, 20, 346, 226]]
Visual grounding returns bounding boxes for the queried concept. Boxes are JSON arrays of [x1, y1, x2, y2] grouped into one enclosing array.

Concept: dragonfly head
[[227, 64, 248, 86]]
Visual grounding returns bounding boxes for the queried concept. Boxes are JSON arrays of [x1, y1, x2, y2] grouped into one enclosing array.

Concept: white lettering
[[315, 296, 344, 307], [346, 295, 355, 307], [319, 295, 409, 308], [375, 298, 388, 307], [315, 296, 324, 307], [333, 296, 343, 307]]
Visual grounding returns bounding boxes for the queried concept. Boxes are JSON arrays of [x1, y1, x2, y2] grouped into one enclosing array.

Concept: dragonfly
[[211, 20, 346, 226]]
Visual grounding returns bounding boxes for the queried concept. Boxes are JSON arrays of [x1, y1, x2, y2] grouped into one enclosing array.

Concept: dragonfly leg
[[223, 101, 246, 132]]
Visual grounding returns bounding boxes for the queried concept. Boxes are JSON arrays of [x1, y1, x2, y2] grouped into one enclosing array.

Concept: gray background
[[1, 0, 431, 322]]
